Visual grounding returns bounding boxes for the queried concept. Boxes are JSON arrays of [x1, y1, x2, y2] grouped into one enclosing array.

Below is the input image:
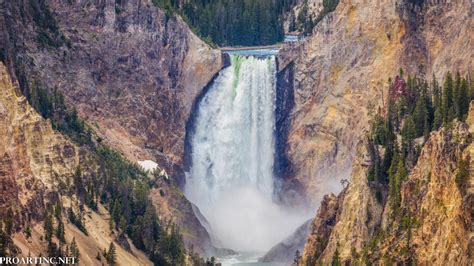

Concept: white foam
[[185, 55, 311, 252]]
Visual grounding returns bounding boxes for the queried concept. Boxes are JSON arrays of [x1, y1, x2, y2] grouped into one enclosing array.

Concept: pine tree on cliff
[[469, 71, 474, 101], [432, 75, 443, 130], [331, 243, 342, 266], [393, 158, 408, 210], [70, 237, 80, 264], [4, 209, 13, 236], [293, 249, 301, 265], [44, 212, 53, 242], [119, 216, 127, 236], [413, 93, 429, 138], [433, 107, 443, 131], [106, 242, 116, 266], [47, 240, 59, 258], [401, 116, 416, 162], [442, 72, 454, 123], [0, 221, 6, 256], [388, 148, 400, 207], [73, 166, 84, 196], [448, 106, 456, 123], [459, 78, 470, 120], [24, 226, 32, 239], [56, 218, 66, 244], [453, 71, 462, 119]]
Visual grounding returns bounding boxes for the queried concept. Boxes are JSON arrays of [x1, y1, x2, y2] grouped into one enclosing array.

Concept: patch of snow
[[137, 160, 158, 172]]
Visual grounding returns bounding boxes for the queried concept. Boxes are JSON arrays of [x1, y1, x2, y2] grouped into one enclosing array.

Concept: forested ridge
[[0, 57, 200, 265], [152, 0, 297, 46], [367, 70, 473, 212]]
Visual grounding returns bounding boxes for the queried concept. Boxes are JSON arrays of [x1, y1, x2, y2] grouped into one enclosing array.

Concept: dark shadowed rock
[[260, 219, 312, 264]]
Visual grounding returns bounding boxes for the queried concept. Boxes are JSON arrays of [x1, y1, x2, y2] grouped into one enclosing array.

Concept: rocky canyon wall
[[301, 108, 474, 265], [0, 0, 224, 256], [276, 0, 473, 207], [277, 0, 474, 264], [0, 62, 153, 265], [1, 0, 224, 175]]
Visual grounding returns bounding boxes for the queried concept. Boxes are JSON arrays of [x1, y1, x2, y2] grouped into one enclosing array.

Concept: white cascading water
[[185, 53, 308, 253]]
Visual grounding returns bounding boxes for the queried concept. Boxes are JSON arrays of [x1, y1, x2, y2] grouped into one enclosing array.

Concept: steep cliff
[[260, 219, 312, 264], [277, 0, 474, 264], [1, 0, 223, 173], [276, 0, 473, 207], [301, 112, 473, 265], [0, 62, 152, 265], [0, 0, 224, 255]]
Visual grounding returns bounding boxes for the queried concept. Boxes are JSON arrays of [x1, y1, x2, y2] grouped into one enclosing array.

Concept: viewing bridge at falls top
[[220, 34, 305, 53], [221, 44, 282, 52]]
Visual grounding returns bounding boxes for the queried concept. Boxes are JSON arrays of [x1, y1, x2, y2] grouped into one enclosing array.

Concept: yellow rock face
[[301, 118, 473, 265], [278, 0, 474, 208], [0, 63, 153, 265], [0, 63, 79, 212], [290, 1, 473, 264]]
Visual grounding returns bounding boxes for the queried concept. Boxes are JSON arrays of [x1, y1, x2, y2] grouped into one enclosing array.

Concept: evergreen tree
[[469, 71, 474, 101], [388, 147, 400, 206], [44, 213, 53, 242], [293, 249, 301, 265], [453, 71, 461, 119], [5, 209, 13, 235], [47, 240, 58, 258], [54, 204, 62, 219], [0, 221, 6, 256], [119, 216, 126, 236], [432, 75, 442, 128], [24, 226, 32, 239], [56, 219, 65, 244], [391, 157, 407, 210], [68, 208, 88, 235], [433, 108, 443, 131], [160, 0, 296, 46], [442, 72, 454, 123], [167, 224, 185, 264], [459, 78, 469, 120], [331, 244, 341, 266], [106, 242, 116, 266], [401, 116, 416, 162], [297, 1, 308, 32], [448, 106, 456, 123], [70, 237, 80, 264], [73, 166, 84, 195], [413, 95, 429, 138]]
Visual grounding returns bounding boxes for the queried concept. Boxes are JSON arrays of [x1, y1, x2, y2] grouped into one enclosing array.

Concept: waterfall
[[185, 53, 307, 253]]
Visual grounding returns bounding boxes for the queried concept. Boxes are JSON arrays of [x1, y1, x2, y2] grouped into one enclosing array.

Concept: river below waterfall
[[185, 49, 310, 264]]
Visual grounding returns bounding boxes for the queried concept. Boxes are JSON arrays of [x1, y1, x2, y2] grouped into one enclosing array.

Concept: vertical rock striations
[[276, 0, 473, 207], [0, 62, 153, 265], [279, 0, 473, 264], [1, 0, 223, 170], [301, 115, 473, 264], [0, 0, 225, 255]]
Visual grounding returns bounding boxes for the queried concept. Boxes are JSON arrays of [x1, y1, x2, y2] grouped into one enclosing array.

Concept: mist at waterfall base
[[185, 52, 312, 256]]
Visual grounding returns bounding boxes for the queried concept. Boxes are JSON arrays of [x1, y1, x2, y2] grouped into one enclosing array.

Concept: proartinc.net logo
[[0, 256, 77, 265]]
